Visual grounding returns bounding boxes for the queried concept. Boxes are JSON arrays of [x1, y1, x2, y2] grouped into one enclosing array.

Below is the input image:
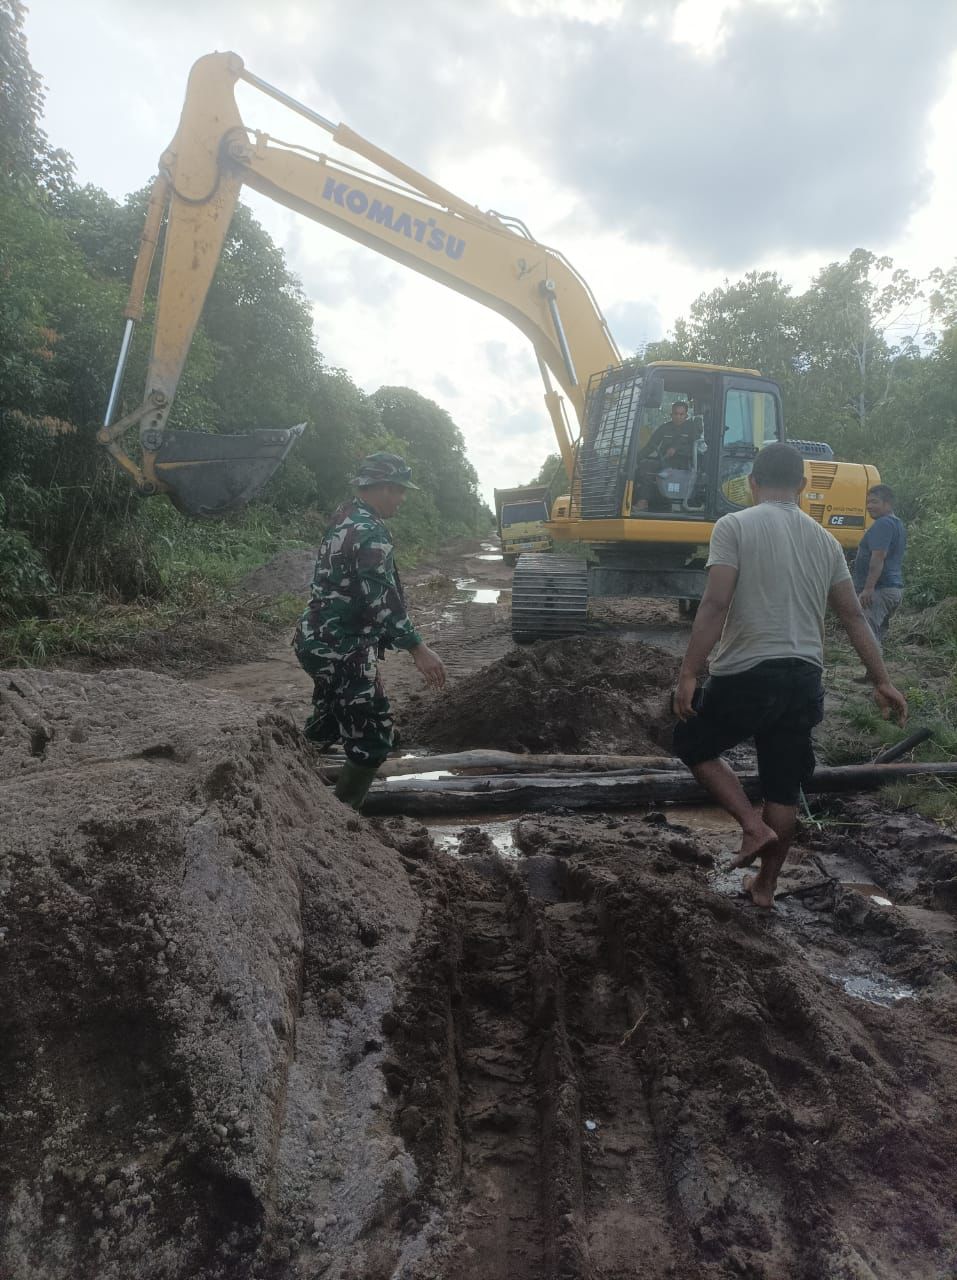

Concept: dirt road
[[3, 538, 957, 1279], [195, 538, 690, 738]]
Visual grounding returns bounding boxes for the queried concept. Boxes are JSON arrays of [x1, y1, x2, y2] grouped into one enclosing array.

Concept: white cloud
[[22, 0, 957, 504]]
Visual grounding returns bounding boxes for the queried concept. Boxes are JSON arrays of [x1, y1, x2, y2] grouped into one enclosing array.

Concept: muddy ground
[[2, 539, 957, 1279]]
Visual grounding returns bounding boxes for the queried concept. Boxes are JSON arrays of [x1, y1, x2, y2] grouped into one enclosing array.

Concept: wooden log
[[361, 760, 957, 818], [808, 760, 957, 789], [873, 727, 933, 764], [321, 749, 684, 781], [379, 769, 682, 793], [364, 773, 717, 816]]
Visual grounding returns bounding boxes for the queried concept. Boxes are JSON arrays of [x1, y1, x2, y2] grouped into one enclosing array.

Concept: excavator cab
[[575, 362, 782, 524]]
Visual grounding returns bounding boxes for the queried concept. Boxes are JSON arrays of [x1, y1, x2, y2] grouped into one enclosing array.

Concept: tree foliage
[[0, 0, 71, 195], [524, 451, 568, 510], [0, 3, 488, 618], [639, 247, 957, 603]]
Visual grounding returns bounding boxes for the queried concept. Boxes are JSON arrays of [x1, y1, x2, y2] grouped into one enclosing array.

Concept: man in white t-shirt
[[673, 443, 907, 909]]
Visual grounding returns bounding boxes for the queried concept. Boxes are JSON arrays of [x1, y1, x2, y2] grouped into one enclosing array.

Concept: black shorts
[[673, 658, 824, 805]]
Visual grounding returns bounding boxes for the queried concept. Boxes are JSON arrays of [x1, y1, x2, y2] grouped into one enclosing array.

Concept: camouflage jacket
[[295, 498, 422, 658]]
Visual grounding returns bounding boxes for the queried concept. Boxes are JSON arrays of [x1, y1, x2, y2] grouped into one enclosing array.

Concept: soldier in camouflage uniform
[[294, 452, 446, 810]]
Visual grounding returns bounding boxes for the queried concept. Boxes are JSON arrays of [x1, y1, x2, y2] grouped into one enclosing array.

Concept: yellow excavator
[[101, 52, 879, 629]]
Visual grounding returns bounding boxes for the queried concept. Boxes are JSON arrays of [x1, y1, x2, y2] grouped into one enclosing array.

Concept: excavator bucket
[[149, 425, 305, 518]]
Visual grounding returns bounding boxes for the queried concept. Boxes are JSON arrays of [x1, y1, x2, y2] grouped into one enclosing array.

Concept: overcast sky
[[23, 0, 957, 500]]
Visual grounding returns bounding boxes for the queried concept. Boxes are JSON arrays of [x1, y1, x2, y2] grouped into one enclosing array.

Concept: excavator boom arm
[[100, 52, 620, 511]]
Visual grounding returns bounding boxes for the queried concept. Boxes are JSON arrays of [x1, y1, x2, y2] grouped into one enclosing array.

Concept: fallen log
[[379, 770, 683, 793], [362, 760, 957, 818], [321, 749, 683, 781], [873, 727, 933, 764]]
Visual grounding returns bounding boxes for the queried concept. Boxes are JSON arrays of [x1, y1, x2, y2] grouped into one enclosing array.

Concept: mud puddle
[[830, 970, 917, 1005], [425, 815, 520, 858], [466, 540, 505, 563], [453, 576, 510, 605], [424, 803, 735, 865]]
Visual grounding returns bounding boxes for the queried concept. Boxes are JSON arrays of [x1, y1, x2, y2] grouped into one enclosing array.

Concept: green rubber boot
[[333, 760, 380, 812]]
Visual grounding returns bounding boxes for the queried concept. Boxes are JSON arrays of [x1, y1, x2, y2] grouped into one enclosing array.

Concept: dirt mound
[[240, 548, 315, 598], [897, 597, 957, 646], [406, 635, 679, 753], [0, 668, 423, 1279]]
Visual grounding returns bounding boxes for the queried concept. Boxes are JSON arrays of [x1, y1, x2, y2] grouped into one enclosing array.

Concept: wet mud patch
[[386, 813, 957, 1278], [407, 635, 679, 754], [806, 797, 957, 913], [0, 668, 427, 1279]]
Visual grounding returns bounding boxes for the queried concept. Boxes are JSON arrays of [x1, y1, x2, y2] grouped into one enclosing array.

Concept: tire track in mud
[[379, 816, 957, 1280], [383, 838, 701, 1278]]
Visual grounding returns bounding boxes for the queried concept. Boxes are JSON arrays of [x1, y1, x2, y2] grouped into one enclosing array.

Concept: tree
[[0, 0, 71, 195], [371, 386, 484, 532], [648, 271, 800, 383], [796, 249, 922, 453], [525, 451, 568, 508]]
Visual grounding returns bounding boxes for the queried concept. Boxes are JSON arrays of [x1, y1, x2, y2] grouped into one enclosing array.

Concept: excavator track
[[511, 553, 589, 641]]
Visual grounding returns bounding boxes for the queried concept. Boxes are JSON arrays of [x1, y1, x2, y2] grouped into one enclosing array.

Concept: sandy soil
[[3, 538, 957, 1279]]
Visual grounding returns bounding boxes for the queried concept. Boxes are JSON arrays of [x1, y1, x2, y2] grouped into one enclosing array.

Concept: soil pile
[[406, 635, 679, 754], [240, 548, 315, 599], [0, 669, 423, 1279]]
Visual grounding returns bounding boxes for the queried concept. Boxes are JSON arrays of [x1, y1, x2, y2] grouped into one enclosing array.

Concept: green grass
[[880, 779, 957, 824], [0, 587, 199, 665], [0, 503, 312, 667], [0, 498, 468, 668], [821, 609, 957, 822]]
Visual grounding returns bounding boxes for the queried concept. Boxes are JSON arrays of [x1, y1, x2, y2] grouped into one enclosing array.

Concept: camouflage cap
[[353, 451, 420, 490]]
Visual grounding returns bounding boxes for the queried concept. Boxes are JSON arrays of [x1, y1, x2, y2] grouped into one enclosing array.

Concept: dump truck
[[494, 486, 552, 566]]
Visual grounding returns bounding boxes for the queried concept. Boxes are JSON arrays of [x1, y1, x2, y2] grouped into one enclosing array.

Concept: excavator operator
[[634, 401, 698, 511], [293, 453, 446, 812]]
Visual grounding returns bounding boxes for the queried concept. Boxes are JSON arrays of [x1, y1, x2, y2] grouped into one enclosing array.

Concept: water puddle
[[474, 553, 504, 562], [424, 817, 519, 859], [385, 770, 453, 784], [451, 577, 510, 606], [843, 882, 894, 908], [830, 970, 916, 1006], [669, 805, 739, 835]]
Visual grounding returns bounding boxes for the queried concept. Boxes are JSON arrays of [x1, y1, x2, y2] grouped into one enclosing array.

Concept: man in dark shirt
[[634, 401, 697, 510], [853, 484, 906, 650]]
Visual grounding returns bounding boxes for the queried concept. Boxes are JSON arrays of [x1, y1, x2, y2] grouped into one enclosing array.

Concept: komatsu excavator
[[101, 52, 879, 627]]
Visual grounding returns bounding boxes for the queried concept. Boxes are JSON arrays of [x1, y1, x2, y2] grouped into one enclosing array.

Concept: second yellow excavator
[[100, 53, 879, 629]]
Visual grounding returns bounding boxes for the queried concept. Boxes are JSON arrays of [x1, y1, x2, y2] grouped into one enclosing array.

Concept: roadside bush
[[906, 513, 957, 608], [0, 495, 53, 619]]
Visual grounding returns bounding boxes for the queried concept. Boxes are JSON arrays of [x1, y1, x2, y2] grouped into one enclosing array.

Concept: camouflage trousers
[[295, 643, 394, 767]]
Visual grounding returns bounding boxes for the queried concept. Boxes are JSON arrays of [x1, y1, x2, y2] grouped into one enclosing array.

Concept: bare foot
[[742, 873, 776, 910], [728, 821, 777, 870]]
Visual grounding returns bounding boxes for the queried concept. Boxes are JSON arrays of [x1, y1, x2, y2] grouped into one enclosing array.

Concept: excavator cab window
[[631, 380, 710, 517], [719, 384, 782, 509]]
